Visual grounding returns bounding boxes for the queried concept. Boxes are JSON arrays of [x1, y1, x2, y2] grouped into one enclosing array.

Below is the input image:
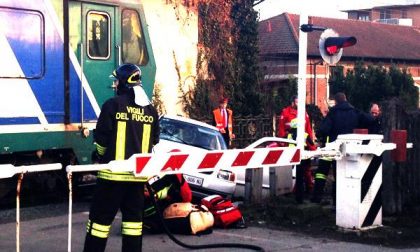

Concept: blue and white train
[[0, 0, 156, 196]]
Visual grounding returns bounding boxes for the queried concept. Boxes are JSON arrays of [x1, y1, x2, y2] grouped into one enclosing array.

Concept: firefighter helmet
[[111, 64, 142, 94]]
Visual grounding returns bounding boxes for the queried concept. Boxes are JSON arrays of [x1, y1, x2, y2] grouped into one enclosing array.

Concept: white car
[[232, 137, 296, 198], [153, 115, 236, 199]]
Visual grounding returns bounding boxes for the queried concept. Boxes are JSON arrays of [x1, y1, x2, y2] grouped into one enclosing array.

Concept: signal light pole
[[296, 14, 309, 152], [296, 20, 357, 148], [300, 24, 327, 32]]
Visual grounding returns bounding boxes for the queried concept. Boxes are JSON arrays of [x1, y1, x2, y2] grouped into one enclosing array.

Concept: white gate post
[[335, 134, 391, 229]]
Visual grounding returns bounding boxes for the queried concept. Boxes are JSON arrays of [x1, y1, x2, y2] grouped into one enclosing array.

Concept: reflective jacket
[[278, 106, 314, 139], [212, 108, 233, 137], [287, 129, 316, 151], [94, 91, 159, 182]]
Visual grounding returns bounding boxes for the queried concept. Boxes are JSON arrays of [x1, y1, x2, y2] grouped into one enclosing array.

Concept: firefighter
[[84, 64, 159, 252], [278, 95, 315, 193], [287, 118, 316, 204], [278, 96, 314, 139], [212, 98, 235, 148], [311, 144, 334, 204]]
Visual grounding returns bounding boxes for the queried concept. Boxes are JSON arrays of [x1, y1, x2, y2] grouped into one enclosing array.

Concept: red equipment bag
[[201, 195, 243, 228]]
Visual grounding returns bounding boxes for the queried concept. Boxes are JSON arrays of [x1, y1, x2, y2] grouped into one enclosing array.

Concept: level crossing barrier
[[1, 134, 411, 251], [65, 143, 302, 251], [332, 133, 412, 230]]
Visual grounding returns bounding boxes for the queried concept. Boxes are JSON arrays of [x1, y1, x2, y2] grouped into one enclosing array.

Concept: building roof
[[259, 13, 420, 62], [342, 4, 420, 12]]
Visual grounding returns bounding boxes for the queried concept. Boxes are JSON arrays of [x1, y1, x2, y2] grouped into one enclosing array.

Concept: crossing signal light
[[324, 36, 357, 55], [319, 29, 357, 65]]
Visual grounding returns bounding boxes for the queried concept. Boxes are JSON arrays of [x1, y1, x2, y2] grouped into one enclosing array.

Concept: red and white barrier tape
[[66, 147, 302, 176]]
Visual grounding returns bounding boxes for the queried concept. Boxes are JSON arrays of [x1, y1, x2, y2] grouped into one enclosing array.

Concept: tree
[[231, 0, 263, 115], [182, 0, 264, 118], [266, 77, 298, 114], [152, 83, 166, 115], [329, 61, 418, 111], [388, 65, 419, 111]]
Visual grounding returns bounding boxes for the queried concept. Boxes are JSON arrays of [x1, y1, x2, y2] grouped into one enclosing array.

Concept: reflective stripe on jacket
[[97, 170, 148, 182], [94, 91, 159, 182]]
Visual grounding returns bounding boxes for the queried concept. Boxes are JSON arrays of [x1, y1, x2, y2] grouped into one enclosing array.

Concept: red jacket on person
[[278, 106, 314, 140]]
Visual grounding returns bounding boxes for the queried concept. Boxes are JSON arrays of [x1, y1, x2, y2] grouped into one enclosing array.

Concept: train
[[0, 0, 156, 197]]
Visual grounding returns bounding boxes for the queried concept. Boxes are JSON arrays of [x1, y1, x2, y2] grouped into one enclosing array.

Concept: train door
[[69, 1, 117, 123]]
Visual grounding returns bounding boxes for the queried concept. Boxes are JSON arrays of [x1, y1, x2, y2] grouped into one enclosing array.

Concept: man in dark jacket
[[317, 92, 361, 142], [84, 64, 159, 252], [312, 92, 363, 204]]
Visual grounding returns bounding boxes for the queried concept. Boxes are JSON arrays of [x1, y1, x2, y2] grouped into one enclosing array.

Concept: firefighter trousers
[[311, 159, 336, 204], [295, 159, 312, 203], [83, 179, 145, 252]]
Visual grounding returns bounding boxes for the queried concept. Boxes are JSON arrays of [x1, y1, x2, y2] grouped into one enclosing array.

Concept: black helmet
[[111, 64, 142, 94]]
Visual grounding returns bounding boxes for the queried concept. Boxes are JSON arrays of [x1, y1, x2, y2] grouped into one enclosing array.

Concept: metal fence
[[194, 114, 277, 148]]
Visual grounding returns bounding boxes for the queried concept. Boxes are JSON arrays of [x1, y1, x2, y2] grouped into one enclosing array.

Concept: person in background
[[311, 92, 362, 204], [368, 103, 383, 134], [278, 95, 315, 193], [84, 64, 159, 252], [212, 98, 235, 148], [278, 96, 314, 140]]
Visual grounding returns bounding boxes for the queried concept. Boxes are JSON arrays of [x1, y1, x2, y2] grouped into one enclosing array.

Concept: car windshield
[[159, 117, 227, 150]]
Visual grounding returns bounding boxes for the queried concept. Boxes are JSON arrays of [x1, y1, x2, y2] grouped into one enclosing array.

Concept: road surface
[[0, 202, 418, 252]]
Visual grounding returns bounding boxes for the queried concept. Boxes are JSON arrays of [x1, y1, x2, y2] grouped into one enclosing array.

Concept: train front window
[[121, 9, 149, 65], [87, 11, 110, 59]]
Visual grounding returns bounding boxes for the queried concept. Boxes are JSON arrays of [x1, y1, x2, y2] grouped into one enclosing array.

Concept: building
[[258, 13, 420, 114], [142, 0, 199, 115], [344, 4, 420, 27]]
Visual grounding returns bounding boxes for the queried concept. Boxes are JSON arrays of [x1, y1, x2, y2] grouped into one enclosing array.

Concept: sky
[[254, 0, 420, 20]]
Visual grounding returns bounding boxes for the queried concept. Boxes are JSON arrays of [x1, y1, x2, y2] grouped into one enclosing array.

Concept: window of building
[[87, 11, 110, 59], [380, 9, 391, 19], [0, 7, 44, 78], [358, 13, 370, 21], [121, 9, 149, 65], [402, 9, 407, 18]]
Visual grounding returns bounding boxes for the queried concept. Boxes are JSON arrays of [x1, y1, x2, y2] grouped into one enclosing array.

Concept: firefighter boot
[[310, 177, 326, 204], [295, 163, 305, 204], [304, 165, 314, 194], [83, 233, 108, 252]]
